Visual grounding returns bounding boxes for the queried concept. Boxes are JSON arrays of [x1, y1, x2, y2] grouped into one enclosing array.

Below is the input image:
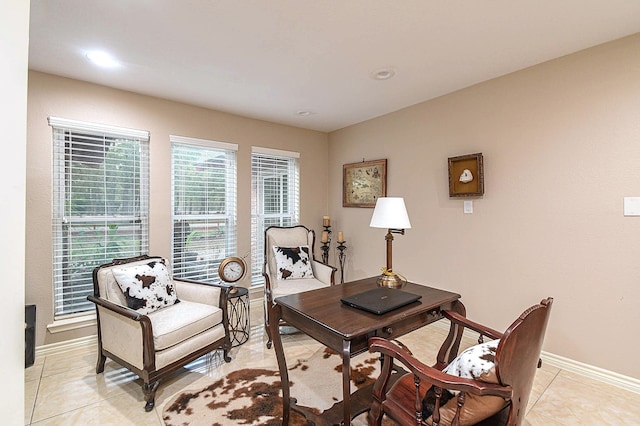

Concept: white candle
[[337, 231, 344, 243], [321, 231, 329, 242], [323, 216, 330, 227]]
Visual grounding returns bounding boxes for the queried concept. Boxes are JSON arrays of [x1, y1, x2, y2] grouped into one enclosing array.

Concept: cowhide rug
[[162, 346, 386, 425]]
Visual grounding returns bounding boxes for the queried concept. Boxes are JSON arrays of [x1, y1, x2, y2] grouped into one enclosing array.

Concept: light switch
[[464, 200, 473, 214], [624, 197, 640, 216]]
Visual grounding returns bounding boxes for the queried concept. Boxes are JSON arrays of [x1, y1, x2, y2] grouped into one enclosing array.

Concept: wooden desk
[[269, 276, 465, 425]]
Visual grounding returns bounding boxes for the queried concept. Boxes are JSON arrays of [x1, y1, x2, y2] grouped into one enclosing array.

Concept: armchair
[[88, 255, 232, 411], [369, 297, 553, 425], [263, 225, 336, 348]]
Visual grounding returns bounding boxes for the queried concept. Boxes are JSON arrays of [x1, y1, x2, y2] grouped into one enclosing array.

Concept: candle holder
[[336, 241, 347, 284], [320, 225, 331, 264]]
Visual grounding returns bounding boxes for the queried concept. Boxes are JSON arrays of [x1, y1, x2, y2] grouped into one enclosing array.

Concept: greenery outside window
[[171, 136, 238, 282], [50, 117, 149, 318], [250, 147, 300, 285]]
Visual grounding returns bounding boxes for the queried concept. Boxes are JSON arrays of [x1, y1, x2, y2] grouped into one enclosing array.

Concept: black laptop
[[340, 287, 422, 315]]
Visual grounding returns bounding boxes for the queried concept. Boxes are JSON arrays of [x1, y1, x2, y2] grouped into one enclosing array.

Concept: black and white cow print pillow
[[272, 245, 314, 280], [112, 259, 179, 315]]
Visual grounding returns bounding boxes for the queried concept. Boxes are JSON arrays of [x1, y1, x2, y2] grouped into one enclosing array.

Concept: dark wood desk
[[269, 276, 465, 425]]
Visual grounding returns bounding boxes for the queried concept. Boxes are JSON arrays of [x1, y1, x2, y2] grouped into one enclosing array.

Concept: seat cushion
[[424, 339, 507, 425], [112, 259, 179, 315], [271, 278, 328, 299], [272, 245, 315, 280], [147, 300, 223, 351]]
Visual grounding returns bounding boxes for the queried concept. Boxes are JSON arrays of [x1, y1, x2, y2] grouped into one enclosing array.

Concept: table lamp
[[369, 197, 412, 288]]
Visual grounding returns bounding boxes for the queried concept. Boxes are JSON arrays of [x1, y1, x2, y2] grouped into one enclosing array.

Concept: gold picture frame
[[448, 153, 484, 197], [343, 159, 387, 208]]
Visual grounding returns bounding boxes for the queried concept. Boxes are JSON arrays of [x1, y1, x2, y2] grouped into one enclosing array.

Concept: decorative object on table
[[320, 215, 332, 264], [448, 152, 484, 197], [336, 231, 347, 284], [227, 286, 250, 346], [369, 197, 412, 288], [343, 159, 387, 207], [218, 256, 247, 294]]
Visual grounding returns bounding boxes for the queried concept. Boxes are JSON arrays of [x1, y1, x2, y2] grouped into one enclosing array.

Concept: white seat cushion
[[272, 278, 329, 299], [147, 300, 223, 351]]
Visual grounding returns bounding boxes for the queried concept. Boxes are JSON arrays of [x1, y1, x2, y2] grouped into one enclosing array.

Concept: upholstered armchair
[[88, 255, 232, 411], [369, 297, 553, 426], [263, 225, 336, 348]]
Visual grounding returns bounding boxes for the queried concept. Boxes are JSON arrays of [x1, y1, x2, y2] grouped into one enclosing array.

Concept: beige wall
[[26, 71, 329, 346], [328, 34, 640, 379]]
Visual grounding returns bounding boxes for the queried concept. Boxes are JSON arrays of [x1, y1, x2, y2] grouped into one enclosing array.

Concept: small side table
[[227, 286, 250, 347]]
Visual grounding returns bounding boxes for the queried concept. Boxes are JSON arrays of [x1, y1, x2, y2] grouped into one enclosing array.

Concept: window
[[171, 136, 238, 282], [251, 147, 300, 285], [50, 117, 149, 318]]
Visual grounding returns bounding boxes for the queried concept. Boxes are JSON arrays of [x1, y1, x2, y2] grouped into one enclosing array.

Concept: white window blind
[[250, 147, 300, 285], [49, 117, 149, 318], [171, 136, 238, 282]]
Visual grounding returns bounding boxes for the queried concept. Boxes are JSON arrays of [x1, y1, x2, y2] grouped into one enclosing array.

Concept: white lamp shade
[[369, 197, 412, 229]]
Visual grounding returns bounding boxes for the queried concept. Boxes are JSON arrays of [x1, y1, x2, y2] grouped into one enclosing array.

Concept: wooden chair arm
[[88, 295, 144, 321], [443, 310, 503, 341], [369, 337, 512, 399]]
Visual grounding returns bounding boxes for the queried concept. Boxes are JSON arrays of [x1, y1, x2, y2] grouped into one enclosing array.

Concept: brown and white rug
[[162, 347, 382, 425]]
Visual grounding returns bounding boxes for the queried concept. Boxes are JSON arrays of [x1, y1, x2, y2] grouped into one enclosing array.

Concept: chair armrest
[[87, 295, 155, 370], [369, 337, 512, 399], [311, 259, 337, 285], [443, 310, 503, 341], [173, 278, 231, 307]]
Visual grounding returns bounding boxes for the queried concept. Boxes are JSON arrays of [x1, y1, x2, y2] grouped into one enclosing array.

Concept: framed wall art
[[448, 153, 484, 197], [343, 159, 387, 208]]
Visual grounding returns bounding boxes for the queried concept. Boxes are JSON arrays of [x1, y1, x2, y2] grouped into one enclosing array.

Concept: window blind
[[171, 136, 238, 282], [49, 117, 149, 318], [250, 147, 300, 285]]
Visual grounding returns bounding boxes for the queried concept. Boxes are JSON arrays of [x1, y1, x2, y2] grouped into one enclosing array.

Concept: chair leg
[[143, 380, 160, 412], [264, 308, 273, 349], [96, 353, 106, 374]]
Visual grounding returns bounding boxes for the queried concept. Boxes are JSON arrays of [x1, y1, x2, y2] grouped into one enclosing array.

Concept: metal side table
[[227, 286, 250, 346]]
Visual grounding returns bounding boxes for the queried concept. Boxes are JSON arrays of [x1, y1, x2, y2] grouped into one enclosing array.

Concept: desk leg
[[269, 303, 290, 425], [342, 339, 351, 426]]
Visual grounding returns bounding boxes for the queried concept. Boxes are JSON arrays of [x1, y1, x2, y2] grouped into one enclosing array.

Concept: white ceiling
[[29, 1, 640, 132]]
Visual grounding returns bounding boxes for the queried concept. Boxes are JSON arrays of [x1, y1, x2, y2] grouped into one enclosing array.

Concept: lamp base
[[376, 273, 406, 289]]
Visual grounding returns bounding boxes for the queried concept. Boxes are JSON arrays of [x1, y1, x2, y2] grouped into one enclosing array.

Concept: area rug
[[162, 346, 383, 425]]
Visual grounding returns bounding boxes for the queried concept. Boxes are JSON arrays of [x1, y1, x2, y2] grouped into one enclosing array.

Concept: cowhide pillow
[[112, 259, 179, 315], [272, 245, 314, 280], [423, 339, 507, 425]]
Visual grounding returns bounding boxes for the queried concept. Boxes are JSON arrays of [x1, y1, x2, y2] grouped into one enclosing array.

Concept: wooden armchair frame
[[369, 298, 553, 426]]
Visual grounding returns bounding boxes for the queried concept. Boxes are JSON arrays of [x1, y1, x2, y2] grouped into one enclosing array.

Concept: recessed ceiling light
[[371, 67, 396, 80], [85, 50, 121, 68], [296, 110, 313, 116]]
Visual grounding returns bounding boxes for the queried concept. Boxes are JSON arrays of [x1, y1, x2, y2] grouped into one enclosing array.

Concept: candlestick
[[337, 241, 347, 284], [320, 224, 331, 264]]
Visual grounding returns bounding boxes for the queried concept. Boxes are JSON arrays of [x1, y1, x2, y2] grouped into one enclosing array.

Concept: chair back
[[495, 297, 553, 424], [264, 225, 315, 285]]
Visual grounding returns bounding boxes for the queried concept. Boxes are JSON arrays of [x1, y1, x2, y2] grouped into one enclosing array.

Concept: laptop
[[340, 286, 422, 315]]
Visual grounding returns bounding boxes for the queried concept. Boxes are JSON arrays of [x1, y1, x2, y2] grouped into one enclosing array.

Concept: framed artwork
[[343, 159, 387, 207], [448, 153, 484, 197]]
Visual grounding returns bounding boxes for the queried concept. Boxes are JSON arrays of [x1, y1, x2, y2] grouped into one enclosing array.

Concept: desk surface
[[274, 276, 461, 340]]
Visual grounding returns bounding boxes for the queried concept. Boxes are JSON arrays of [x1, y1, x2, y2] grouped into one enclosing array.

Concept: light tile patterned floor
[[25, 300, 640, 425]]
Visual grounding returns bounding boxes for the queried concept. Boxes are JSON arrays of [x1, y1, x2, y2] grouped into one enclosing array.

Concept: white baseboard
[[35, 313, 640, 395]]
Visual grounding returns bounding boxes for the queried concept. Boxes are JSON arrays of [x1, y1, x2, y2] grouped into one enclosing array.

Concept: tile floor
[[25, 300, 640, 425]]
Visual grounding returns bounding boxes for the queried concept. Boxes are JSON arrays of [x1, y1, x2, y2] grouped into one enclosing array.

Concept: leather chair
[[263, 225, 336, 348], [88, 255, 232, 411], [369, 297, 553, 425]]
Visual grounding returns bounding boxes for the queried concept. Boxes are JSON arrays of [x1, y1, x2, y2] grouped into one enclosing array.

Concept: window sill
[[47, 314, 97, 334]]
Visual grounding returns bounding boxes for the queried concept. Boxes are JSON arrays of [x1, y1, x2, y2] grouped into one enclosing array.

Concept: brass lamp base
[[376, 273, 406, 289]]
